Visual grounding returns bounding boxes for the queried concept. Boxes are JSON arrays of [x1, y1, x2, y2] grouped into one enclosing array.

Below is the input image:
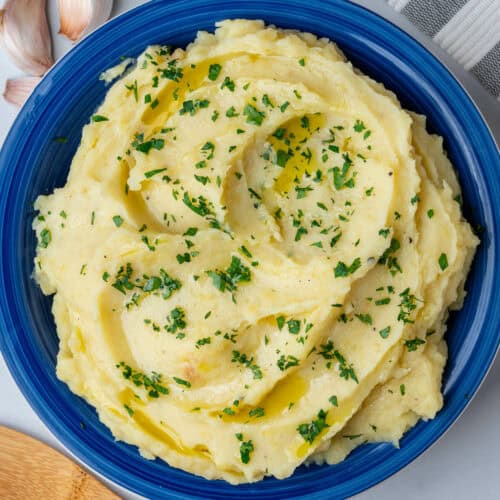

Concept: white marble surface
[[0, 1, 498, 498]]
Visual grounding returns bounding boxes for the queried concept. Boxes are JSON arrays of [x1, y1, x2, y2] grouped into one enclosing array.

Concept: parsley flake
[[207, 256, 251, 299], [243, 104, 265, 126], [208, 63, 222, 81], [236, 435, 254, 464], [39, 228, 51, 248], [404, 337, 425, 352], [334, 258, 361, 277], [112, 215, 124, 227], [297, 409, 329, 444], [438, 253, 448, 270]]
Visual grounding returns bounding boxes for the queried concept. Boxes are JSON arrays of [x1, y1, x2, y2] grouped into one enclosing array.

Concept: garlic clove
[[58, 0, 114, 42], [3, 76, 41, 107], [0, 0, 53, 76]]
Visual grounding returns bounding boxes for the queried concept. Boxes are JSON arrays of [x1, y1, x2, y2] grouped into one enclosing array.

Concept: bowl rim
[[0, 0, 499, 498]]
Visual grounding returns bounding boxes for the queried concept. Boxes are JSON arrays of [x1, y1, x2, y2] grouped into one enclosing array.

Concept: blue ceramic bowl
[[0, 1, 499, 498]]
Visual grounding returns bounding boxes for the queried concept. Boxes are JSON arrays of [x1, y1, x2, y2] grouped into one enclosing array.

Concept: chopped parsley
[[92, 114, 109, 122], [262, 94, 274, 108], [249, 407, 265, 418], [297, 409, 329, 444], [232, 350, 263, 379], [331, 153, 356, 190], [201, 141, 215, 159], [378, 238, 402, 275], [112, 215, 124, 227], [176, 253, 191, 264], [194, 175, 210, 185], [132, 133, 165, 154], [243, 104, 265, 126], [183, 192, 214, 217], [116, 362, 168, 398], [111, 263, 134, 294], [208, 63, 221, 81], [287, 319, 301, 334], [438, 253, 448, 270], [141, 235, 156, 251], [404, 337, 426, 352], [355, 313, 372, 325], [165, 307, 186, 335], [295, 226, 308, 241], [125, 79, 138, 102], [334, 258, 361, 277], [179, 99, 210, 116], [248, 187, 262, 200], [277, 354, 299, 371], [280, 101, 290, 112], [38, 228, 51, 248], [318, 340, 358, 383], [220, 76, 235, 91], [353, 119, 366, 132], [379, 326, 391, 339], [173, 377, 191, 388], [159, 60, 183, 81], [235, 434, 254, 464], [226, 106, 239, 117], [145, 167, 167, 178], [397, 288, 419, 324], [276, 315, 285, 330], [207, 256, 251, 299], [239, 245, 252, 258], [144, 269, 181, 299], [275, 149, 291, 168], [295, 185, 313, 199], [330, 231, 342, 248], [196, 337, 211, 348]]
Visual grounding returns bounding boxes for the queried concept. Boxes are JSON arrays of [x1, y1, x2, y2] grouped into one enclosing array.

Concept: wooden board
[[0, 426, 119, 499]]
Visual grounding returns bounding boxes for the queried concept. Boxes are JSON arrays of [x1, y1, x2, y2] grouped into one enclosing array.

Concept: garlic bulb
[[3, 76, 41, 107], [0, 0, 53, 76], [58, 0, 114, 42]]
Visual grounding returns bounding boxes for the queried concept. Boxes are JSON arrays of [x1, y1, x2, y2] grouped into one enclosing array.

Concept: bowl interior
[[0, 1, 499, 499]]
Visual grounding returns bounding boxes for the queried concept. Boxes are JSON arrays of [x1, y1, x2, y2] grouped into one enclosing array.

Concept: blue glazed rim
[[0, 0, 499, 498]]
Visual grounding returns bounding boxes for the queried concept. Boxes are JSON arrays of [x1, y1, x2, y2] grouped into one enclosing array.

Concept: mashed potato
[[33, 20, 478, 483]]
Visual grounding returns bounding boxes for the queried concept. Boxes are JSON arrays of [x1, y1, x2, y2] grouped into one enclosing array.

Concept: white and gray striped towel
[[388, 0, 500, 99]]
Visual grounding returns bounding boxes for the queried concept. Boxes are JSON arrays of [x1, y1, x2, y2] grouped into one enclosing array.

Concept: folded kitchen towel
[[387, 0, 500, 98]]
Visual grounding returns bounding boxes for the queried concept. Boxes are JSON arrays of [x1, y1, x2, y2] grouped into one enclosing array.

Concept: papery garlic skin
[[0, 0, 53, 75], [3, 76, 41, 106], [58, 0, 113, 42]]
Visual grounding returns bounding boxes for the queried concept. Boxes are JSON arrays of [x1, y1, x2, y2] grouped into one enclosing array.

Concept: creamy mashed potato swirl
[[33, 20, 478, 483]]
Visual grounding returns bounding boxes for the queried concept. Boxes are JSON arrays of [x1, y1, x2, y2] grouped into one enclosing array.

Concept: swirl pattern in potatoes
[[33, 20, 478, 483]]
